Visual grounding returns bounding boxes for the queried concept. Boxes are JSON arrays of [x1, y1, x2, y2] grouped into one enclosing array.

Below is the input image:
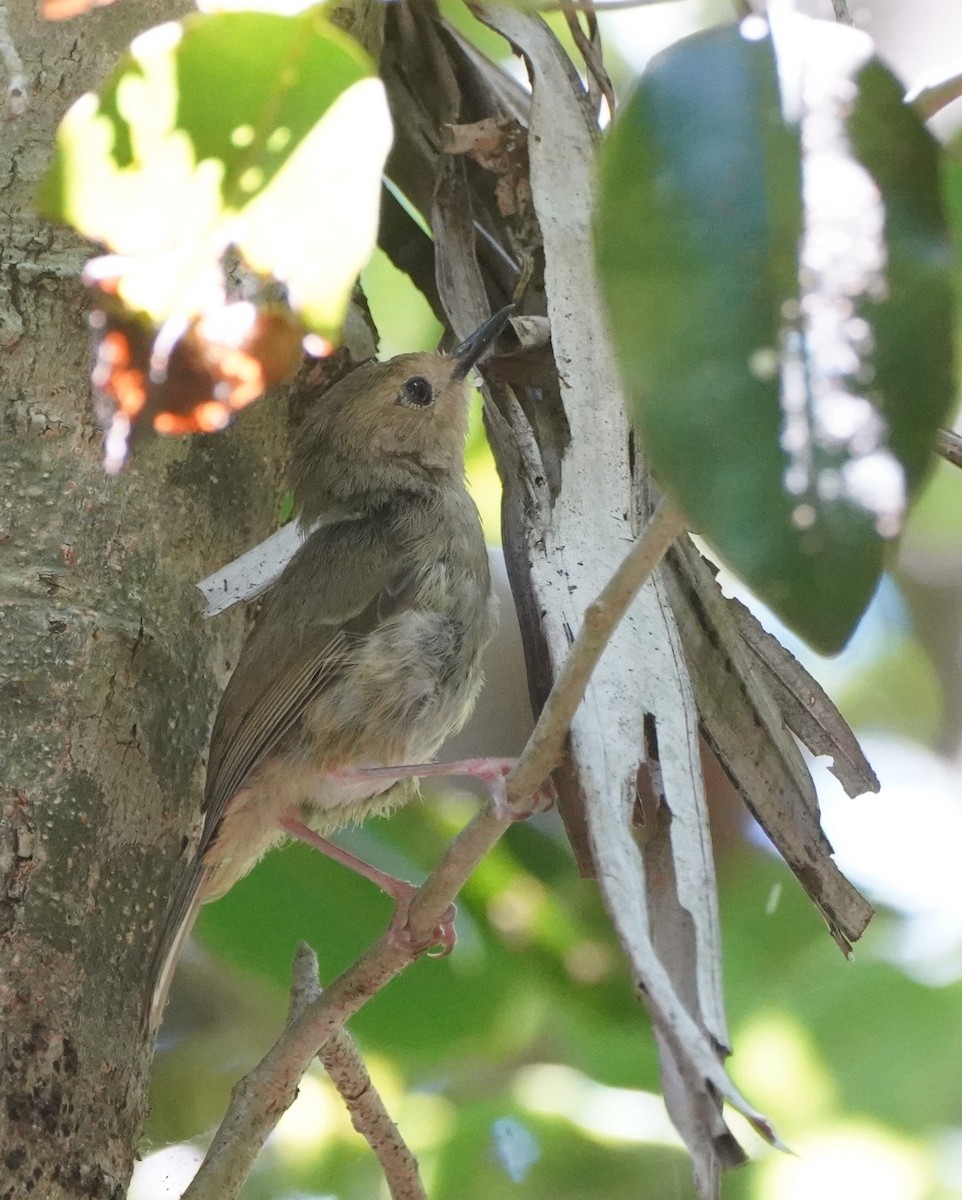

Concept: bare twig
[[560, 2, 615, 118], [506, 497, 685, 802], [831, 0, 854, 25], [906, 60, 962, 121], [180, 497, 685, 1200], [936, 428, 962, 470], [182, 936, 435, 1199], [290, 945, 427, 1200]]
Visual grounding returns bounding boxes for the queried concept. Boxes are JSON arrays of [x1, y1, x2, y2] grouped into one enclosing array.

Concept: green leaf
[[38, 7, 391, 335], [233, 74, 389, 333], [595, 15, 955, 653]]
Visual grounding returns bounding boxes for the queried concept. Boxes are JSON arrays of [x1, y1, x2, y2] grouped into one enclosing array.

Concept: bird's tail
[[145, 864, 206, 1036]]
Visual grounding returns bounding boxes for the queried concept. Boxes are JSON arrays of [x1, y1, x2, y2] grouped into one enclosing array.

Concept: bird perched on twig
[[148, 307, 513, 1031]]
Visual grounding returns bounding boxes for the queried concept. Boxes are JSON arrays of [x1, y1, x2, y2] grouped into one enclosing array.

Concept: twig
[[831, 0, 853, 25], [180, 497, 685, 1200], [182, 935, 436, 1199], [936, 428, 962, 470], [290, 945, 427, 1200], [506, 498, 686, 802], [906, 60, 962, 120], [560, 1, 615, 118]]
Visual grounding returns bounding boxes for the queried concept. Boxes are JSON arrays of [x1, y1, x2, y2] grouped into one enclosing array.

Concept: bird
[[147, 307, 514, 1031]]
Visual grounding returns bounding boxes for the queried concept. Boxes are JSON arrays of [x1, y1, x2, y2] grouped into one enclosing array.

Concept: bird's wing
[[146, 518, 418, 1031], [202, 518, 419, 847]]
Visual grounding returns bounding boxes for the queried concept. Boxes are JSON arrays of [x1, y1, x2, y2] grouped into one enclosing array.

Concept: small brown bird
[[148, 308, 513, 1029]]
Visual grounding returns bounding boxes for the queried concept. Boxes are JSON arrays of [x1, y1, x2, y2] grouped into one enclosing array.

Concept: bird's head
[[292, 307, 513, 519]]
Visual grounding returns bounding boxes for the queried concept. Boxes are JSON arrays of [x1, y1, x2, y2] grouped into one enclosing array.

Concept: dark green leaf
[[596, 16, 955, 652]]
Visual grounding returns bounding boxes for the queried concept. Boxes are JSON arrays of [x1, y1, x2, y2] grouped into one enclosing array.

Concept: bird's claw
[[486, 764, 557, 823], [387, 893, 458, 958]]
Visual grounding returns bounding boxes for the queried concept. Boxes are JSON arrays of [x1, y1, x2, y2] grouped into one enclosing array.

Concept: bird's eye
[[400, 376, 433, 407]]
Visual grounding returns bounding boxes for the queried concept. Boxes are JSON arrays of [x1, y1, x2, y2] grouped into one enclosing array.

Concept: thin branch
[[506, 498, 686, 802], [182, 935, 435, 1199], [831, 0, 854, 25], [180, 497, 685, 1200], [936, 428, 962, 470], [906, 60, 962, 121], [561, 1, 615, 118], [290, 945, 427, 1200]]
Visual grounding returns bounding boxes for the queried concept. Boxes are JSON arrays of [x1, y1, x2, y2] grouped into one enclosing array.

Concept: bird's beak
[[451, 305, 516, 380]]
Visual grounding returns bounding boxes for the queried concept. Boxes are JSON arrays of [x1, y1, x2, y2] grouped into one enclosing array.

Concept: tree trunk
[[0, 3, 288, 1193]]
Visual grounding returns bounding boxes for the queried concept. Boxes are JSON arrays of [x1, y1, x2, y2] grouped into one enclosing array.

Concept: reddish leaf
[[87, 282, 312, 472]]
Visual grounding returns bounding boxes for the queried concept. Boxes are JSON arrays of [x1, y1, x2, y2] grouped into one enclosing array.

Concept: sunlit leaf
[[38, 7, 391, 336], [235, 77, 391, 333], [595, 13, 955, 653]]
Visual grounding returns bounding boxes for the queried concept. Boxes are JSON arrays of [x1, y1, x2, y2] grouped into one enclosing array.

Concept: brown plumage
[[148, 310, 510, 1030]]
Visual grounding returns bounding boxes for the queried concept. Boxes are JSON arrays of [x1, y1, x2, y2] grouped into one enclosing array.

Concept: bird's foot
[[387, 893, 458, 958], [502, 777, 557, 822]]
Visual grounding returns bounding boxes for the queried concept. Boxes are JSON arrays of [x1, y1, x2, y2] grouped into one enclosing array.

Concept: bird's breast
[[304, 590, 490, 768]]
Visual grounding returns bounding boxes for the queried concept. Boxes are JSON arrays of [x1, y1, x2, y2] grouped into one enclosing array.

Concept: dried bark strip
[[665, 540, 874, 952]]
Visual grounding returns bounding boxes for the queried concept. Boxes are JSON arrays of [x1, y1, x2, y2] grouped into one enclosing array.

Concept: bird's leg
[[277, 814, 457, 957], [329, 757, 556, 821], [282, 761, 554, 957], [278, 815, 410, 900]]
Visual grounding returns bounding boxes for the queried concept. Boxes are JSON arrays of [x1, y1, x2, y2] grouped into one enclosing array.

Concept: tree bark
[[0, 3, 288, 1194]]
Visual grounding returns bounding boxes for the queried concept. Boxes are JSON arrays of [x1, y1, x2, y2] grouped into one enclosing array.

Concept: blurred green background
[[135, 1, 962, 1197]]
